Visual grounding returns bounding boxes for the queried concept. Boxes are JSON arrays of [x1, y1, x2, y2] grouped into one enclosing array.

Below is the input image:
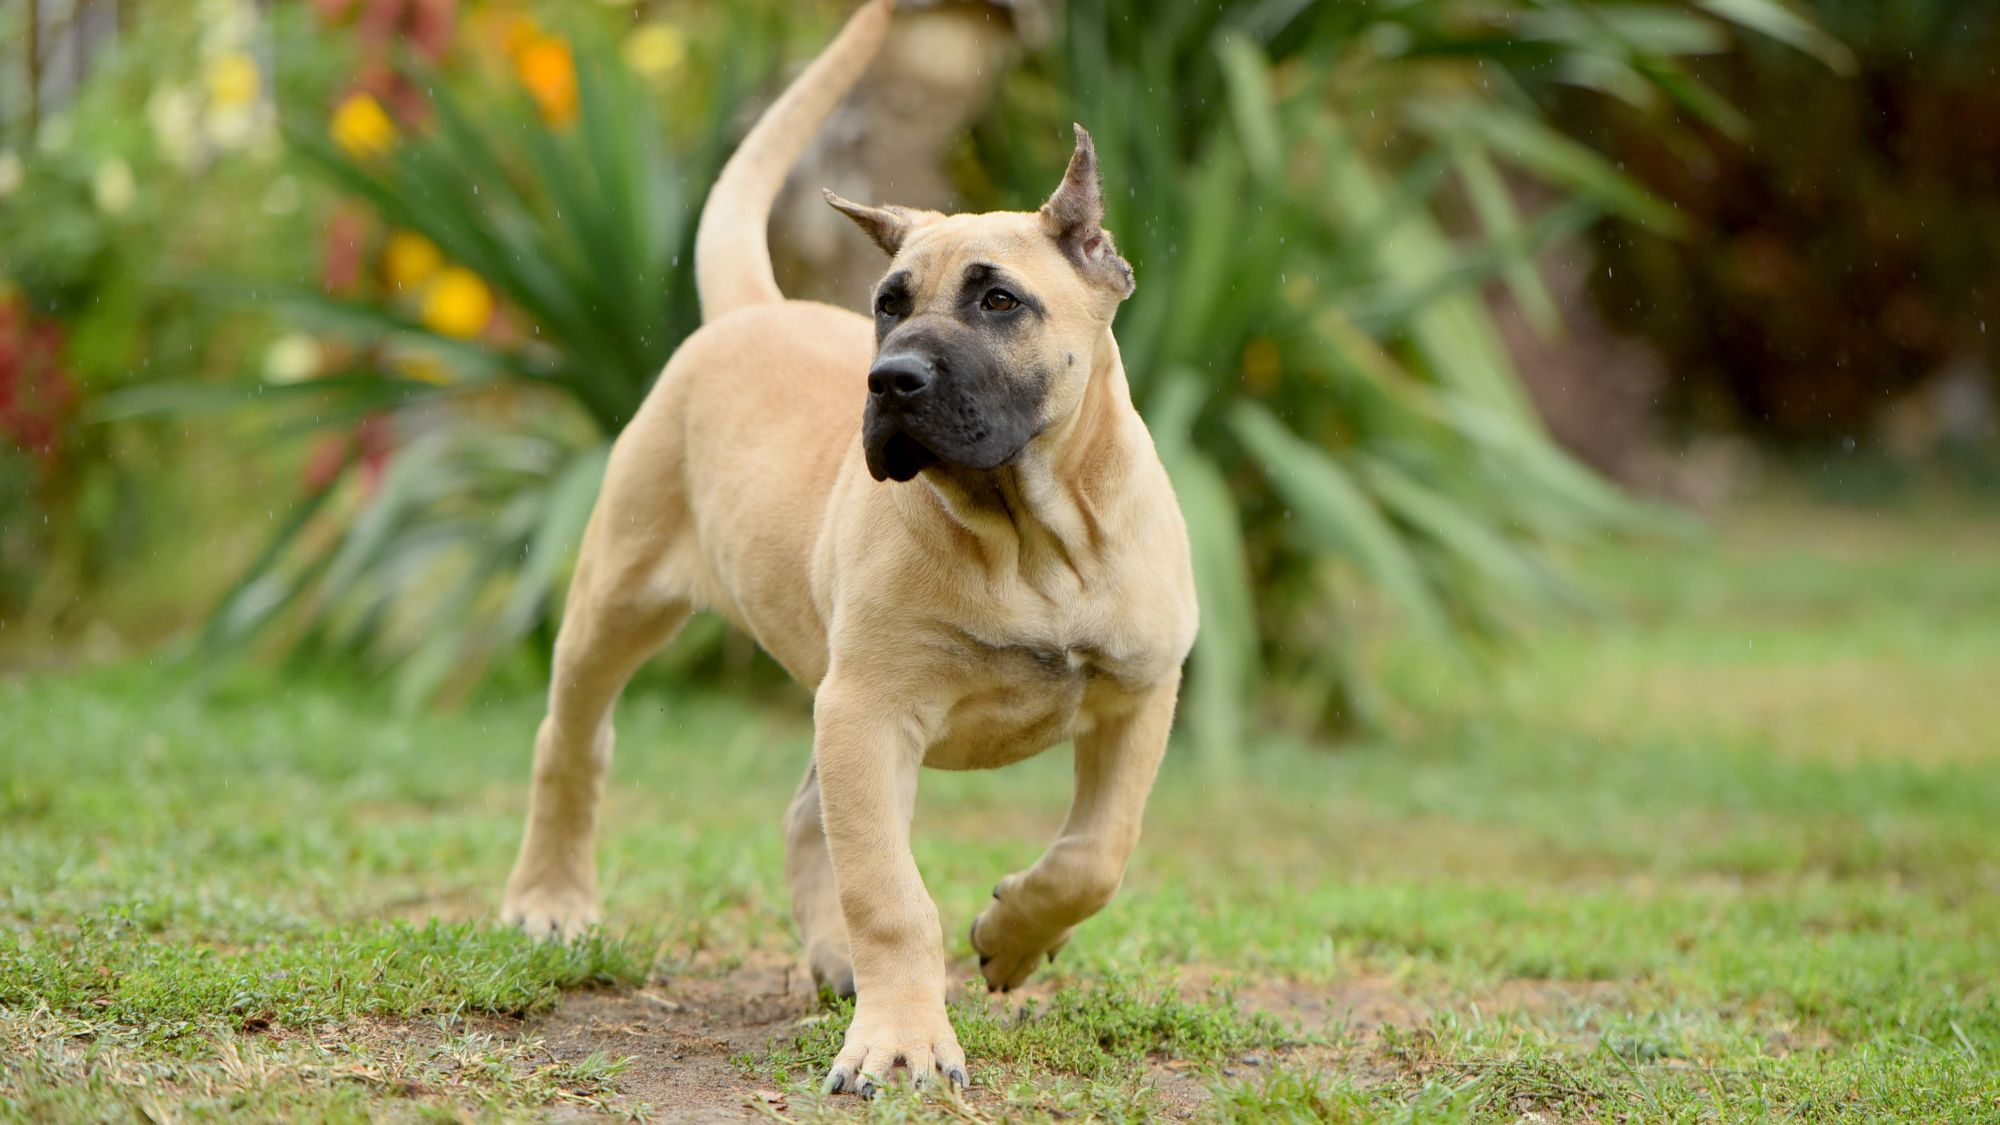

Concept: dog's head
[[825, 125, 1135, 483]]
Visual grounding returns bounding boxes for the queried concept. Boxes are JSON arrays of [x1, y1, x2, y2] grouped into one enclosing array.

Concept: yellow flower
[[421, 267, 494, 339], [331, 92, 396, 159], [383, 230, 443, 292], [514, 35, 578, 126], [207, 50, 260, 108], [622, 24, 685, 83]]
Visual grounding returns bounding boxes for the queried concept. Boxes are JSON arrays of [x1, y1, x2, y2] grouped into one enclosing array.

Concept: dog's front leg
[[971, 676, 1180, 992], [812, 682, 967, 1095]]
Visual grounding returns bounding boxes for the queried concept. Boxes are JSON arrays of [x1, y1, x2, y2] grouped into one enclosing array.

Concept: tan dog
[[500, 0, 1195, 1095]]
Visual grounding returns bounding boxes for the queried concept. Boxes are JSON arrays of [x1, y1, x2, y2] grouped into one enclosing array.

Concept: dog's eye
[[876, 292, 908, 318], [981, 289, 1020, 313]]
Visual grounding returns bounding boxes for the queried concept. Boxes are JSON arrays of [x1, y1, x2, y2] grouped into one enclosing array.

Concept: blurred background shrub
[[1567, 1, 2000, 461], [3, 0, 1985, 753], [0, 0, 331, 641], [186, 13, 730, 708]]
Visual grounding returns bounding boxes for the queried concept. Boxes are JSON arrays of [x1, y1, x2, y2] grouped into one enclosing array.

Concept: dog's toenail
[[947, 1065, 969, 1088], [824, 1067, 849, 1094]]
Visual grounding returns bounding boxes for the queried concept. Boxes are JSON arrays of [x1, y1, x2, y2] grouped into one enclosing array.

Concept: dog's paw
[[500, 883, 599, 942], [822, 1000, 966, 1097], [969, 891, 1073, 993]]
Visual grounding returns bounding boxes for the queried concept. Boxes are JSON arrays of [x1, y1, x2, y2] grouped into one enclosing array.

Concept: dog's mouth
[[866, 428, 941, 483], [861, 366, 1041, 484]]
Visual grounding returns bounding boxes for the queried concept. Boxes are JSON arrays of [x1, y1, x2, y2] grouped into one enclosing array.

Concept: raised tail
[[694, 0, 893, 322]]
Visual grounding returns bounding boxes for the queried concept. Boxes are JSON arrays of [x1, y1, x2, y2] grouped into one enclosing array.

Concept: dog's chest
[[922, 613, 1166, 772]]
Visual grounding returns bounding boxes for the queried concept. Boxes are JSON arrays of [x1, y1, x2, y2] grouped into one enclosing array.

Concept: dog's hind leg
[[502, 539, 691, 941], [784, 761, 855, 996], [969, 676, 1181, 991]]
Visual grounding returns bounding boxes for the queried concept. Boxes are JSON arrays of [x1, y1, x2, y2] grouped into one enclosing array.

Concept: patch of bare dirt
[[527, 952, 815, 1122], [336, 957, 1625, 1120]]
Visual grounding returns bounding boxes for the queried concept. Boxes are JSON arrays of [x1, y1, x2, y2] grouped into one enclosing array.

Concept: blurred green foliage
[[136, 4, 814, 706], [192, 25, 725, 707]]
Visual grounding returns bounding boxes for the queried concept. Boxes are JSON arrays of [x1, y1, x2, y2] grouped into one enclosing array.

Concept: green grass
[[4, 494, 1999, 1121]]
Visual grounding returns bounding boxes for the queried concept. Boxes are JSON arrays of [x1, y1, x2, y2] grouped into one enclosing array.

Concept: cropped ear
[[823, 190, 921, 257], [1039, 124, 1135, 299]]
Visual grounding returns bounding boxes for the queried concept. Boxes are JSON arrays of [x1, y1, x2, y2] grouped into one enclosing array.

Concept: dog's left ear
[[1040, 124, 1135, 300], [824, 190, 921, 257]]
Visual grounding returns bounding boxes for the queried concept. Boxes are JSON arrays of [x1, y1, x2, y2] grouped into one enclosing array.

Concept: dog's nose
[[867, 356, 933, 402]]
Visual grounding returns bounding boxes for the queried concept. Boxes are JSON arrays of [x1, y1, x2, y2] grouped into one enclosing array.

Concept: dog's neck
[[908, 327, 1140, 585]]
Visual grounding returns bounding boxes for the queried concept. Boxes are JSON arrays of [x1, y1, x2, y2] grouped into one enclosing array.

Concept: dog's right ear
[[824, 190, 918, 257]]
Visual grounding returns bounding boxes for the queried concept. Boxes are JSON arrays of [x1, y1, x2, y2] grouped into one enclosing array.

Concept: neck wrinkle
[[910, 327, 1131, 586]]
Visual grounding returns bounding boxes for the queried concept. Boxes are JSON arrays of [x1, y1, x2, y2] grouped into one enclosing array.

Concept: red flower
[[0, 295, 78, 467]]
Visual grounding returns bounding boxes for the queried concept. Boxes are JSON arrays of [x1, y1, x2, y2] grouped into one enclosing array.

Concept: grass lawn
[[4, 495, 1998, 1122]]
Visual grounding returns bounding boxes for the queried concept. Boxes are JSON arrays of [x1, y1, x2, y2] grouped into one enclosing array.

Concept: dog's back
[[627, 301, 871, 683], [595, 0, 896, 682]]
